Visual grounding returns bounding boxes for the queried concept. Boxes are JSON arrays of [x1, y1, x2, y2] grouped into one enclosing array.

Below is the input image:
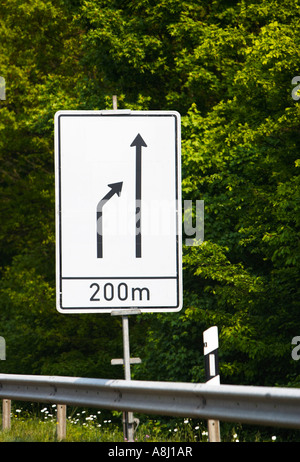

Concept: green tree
[[0, 0, 299, 393], [75, 0, 300, 386], [134, 1, 300, 386], [0, 0, 128, 378]]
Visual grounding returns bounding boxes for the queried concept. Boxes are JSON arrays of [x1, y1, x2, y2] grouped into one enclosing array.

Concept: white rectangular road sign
[[54, 110, 182, 313]]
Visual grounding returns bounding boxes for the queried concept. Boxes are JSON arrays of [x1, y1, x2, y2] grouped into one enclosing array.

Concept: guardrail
[[1, 373, 300, 438]]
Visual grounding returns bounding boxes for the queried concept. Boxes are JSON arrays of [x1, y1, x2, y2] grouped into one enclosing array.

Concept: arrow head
[[107, 182, 123, 197], [130, 133, 147, 148]]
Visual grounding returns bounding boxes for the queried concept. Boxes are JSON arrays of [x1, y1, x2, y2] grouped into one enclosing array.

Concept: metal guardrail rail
[[1, 374, 300, 429]]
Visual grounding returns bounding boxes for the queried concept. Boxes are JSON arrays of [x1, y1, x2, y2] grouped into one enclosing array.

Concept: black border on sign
[[56, 112, 182, 312]]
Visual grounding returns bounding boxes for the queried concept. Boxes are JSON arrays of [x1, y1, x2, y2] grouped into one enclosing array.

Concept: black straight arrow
[[97, 182, 123, 258], [130, 134, 147, 258]]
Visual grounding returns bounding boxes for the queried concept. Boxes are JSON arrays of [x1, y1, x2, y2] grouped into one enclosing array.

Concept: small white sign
[[54, 110, 182, 313]]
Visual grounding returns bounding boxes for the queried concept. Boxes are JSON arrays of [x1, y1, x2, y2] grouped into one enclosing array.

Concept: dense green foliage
[[0, 0, 299, 398]]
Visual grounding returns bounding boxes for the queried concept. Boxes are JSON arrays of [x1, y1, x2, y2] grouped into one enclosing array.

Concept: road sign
[[54, 110, 182, 313]]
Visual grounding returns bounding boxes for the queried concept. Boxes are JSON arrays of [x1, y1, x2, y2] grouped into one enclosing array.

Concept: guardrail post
[[56, 404, 66, 441], [203, 326, 221, 442], [2, 399, 11, 430]]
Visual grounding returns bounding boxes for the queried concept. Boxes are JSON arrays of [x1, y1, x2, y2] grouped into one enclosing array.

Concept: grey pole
[[111, 309, 141, 441], [122, 315, 134, 441]]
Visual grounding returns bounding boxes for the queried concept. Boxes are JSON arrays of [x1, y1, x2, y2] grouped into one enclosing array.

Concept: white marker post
[[203, 326, 221, 442]]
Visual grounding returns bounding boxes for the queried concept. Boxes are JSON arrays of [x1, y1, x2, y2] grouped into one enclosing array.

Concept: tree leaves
[[0, 0, 299, 389]]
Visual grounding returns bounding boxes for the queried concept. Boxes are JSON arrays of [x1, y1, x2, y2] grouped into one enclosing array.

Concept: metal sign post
[[111, 309, 141, 441], [203, 326, 221, 442]]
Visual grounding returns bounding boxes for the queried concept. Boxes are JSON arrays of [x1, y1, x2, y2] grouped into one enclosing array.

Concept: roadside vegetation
[[0, 404, 297, 442]]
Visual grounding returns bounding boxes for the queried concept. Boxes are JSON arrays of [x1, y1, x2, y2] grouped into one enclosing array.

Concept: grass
[[0, 404, 289, 442]]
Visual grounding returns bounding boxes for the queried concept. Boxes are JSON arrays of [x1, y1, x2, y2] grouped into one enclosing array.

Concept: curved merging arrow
[[97, 182, 123, 258], [131, 134, 147, 258]]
